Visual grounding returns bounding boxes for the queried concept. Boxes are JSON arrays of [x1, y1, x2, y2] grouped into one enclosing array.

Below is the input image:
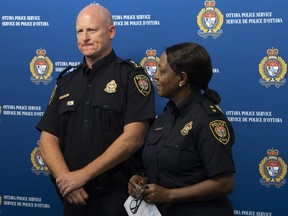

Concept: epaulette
[[57, 64, 83, 80], [200, 99, 223, 115], [124, 59, 144, 70]]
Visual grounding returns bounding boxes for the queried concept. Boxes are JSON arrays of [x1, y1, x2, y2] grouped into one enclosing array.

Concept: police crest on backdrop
[[259, 148, 287, 188], [30, 48, 53, 85], [197, 0, 223, 39], [259, 47, 287, 88], [140, 48, 160, 82], [31, 141, 50, 176]]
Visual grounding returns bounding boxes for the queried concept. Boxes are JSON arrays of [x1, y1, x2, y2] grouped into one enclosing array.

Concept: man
[[36, 3, 154, 216]]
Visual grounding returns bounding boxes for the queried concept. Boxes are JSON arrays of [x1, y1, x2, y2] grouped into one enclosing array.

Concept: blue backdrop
[[0, 0, 287, 215]]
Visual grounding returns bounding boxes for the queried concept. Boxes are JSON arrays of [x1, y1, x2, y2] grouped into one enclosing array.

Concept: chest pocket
[[57, 99, 76, 137], [92, 94, 123, 131], [162, 131, 200, 174]]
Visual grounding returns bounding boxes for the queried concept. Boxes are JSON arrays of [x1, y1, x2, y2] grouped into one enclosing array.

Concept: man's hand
[[56, 170, 89, 197], [65, 188, 89, 206]]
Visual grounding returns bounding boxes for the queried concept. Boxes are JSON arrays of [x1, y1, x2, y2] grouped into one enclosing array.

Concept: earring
[[179, 83, 182, 87]]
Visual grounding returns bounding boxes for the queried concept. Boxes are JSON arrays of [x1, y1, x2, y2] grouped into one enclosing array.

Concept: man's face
[[76, 13, 115, 61]]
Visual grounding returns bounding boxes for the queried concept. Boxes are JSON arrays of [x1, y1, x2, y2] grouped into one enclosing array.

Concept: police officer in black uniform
[[128, 42, 235, 216], [36, 3, 154, 216]]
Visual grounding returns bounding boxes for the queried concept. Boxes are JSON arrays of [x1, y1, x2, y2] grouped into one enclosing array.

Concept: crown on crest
[[36, 48, 46, 57], [267, 148, 279, 158], [146, 48, 156, 57], [267, 47, 279, 57], [205, 0, 215, 8]]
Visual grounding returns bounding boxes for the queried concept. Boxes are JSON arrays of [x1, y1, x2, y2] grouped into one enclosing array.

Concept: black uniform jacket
[[36, 50, 155, 192], [143, 90, 235, 215]]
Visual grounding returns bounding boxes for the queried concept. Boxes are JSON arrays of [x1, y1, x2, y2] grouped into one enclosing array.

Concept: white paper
[[124, 195, 162, 216]]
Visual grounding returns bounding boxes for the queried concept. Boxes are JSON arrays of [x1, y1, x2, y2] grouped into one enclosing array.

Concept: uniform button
[[85, 101, 90, 105], [84, 119, 88, 123], [82, 137, 87, 141], [88, 84, 92, 87]]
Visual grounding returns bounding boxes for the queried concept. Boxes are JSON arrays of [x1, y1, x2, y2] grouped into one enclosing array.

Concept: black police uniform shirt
[[36, 50, 155, 179], [142, 90, 235, 215]]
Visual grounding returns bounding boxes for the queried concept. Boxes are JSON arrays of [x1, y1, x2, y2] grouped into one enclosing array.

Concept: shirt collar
[[164, 90, 202, 118], [82, 50, 117, 74]]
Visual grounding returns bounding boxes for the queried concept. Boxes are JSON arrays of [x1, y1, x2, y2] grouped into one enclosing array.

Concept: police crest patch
[[134, 75, 151, 96], [209, 120, 230, 144], [259, 148, 287, 188]]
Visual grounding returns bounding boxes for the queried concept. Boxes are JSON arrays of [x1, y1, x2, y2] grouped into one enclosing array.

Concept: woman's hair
[[165, 42, 221, 104]]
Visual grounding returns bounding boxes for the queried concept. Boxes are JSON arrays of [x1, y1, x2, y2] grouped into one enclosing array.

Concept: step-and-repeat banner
[[0, 0, 287, 215]]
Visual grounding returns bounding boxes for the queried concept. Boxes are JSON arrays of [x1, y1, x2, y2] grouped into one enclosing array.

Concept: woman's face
[[154, 52, 181, 100]]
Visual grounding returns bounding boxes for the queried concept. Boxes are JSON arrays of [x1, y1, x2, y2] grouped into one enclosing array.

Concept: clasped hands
[[128, 175, 169, 204], [56, 170, 89, 206]]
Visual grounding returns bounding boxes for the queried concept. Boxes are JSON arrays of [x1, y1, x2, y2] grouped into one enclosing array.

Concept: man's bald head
[[77, 4, 113, 27]]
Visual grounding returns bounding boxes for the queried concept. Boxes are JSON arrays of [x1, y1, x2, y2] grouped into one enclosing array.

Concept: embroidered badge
[[180, 121, 193, 136], [259, 148, 287, 188], [104, 80, 117, 93], [134, 75, 151, 96], [209, 120, 230, 144]]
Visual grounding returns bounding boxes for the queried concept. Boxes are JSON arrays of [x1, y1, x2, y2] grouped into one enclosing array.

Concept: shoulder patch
[[209, 120, 230, 145], [134, 74, 151, 96], [201, 99, 222, 115]]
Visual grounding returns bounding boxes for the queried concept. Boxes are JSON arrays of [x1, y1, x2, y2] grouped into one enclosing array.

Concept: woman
[[128, 42, 235, 215]]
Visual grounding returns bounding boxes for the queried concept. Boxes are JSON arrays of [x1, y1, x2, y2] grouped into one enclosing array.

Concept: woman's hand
[[128, 175, 148, 198], [143, 183, 170, 204]]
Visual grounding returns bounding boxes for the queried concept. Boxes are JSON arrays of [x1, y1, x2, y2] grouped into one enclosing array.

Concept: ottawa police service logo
[[30, 48, 53, 85], [197, 0, 223, 39], [140, 48, 160, 82], [209, 120, 230, 145], [259, 148, 287, 188], [31, 140, 50, 176], [259, 47, 287, 88]]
